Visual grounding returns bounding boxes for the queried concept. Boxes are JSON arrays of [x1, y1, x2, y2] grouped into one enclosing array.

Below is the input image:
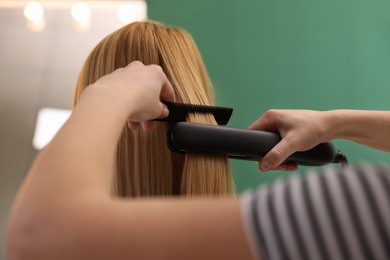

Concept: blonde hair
[[73, 21, 233, 197]]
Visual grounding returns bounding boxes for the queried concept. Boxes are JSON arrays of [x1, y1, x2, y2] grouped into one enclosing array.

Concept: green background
[[147, 0, 390, 192]]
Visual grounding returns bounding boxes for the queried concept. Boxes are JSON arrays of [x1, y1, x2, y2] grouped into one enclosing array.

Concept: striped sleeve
[[241, 165, 390, 260]]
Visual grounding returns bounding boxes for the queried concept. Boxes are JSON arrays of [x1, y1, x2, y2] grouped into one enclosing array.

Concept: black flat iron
[[155, 102, 347, 167]]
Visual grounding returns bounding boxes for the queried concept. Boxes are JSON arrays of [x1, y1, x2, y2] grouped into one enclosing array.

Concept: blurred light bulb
[[71, 2, 90, 23], [71, 2, 91, 32], [24, 1, 44, 22], [26, 19, 46, 32], [117, 3, 139, 24], [72, 19, 91, 32]]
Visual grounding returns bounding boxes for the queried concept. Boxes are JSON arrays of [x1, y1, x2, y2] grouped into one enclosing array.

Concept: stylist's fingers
[[147, 64, 175, 103], [145, 64, 173, 130], [273, 162, 298, 171], [140, 101, 168, 132], [141, 121, 155, 132], [160, 79, 175, 103], [128, 121, 140, 130], [131, 101, 169, 131], [127, 64, 175, 131], [248, 110, 278, 132], [258, 137, 297, 172], [148, 64, 175, 120]]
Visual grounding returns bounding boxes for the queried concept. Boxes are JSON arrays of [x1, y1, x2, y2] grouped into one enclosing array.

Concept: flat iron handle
[[167, 122, 336, 166]]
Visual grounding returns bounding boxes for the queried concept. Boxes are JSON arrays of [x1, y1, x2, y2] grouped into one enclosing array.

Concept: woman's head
[[73, 20, 233, 197]]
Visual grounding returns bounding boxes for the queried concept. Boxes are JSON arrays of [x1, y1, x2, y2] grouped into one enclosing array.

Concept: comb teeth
[[156, 101, 233, 125]]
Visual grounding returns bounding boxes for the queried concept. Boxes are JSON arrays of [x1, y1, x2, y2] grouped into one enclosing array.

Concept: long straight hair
[[73, 21, 233, 197]]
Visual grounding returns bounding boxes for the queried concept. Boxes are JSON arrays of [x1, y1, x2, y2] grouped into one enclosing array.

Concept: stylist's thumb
[[259, 138, 294, 172]]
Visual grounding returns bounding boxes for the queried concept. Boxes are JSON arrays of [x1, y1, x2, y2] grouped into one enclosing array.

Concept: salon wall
[[0, 5, 131, 259], [148, 0, 390, 192]]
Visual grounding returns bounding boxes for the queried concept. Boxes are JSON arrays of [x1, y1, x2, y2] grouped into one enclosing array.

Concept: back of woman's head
[[73, 20, 233, 197]]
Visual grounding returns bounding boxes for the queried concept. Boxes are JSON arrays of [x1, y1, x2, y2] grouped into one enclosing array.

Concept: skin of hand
[[89, 60, 175, 131], [249, 109, 390, 172], [248, 109, 333, 172]]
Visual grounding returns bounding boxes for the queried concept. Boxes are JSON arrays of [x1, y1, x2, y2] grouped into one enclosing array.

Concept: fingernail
[[162, 104, 169, 117], [260, 161, 271, 172]]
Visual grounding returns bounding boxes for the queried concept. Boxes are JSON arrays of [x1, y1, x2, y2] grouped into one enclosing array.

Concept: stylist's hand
[[92, 61, 175, 131], [249, 109, 332, 172]]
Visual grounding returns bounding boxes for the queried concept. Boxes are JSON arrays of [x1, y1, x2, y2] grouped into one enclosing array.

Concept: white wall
[[0, 4, 139, 258]]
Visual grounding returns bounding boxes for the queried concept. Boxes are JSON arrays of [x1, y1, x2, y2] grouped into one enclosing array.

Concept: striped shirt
[[241, 165, 390, 260]]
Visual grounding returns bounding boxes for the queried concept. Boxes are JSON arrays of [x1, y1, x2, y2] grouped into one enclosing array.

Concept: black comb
[[154, 101, 233, 125]]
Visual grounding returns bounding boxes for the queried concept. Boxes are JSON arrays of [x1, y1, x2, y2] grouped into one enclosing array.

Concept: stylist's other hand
[[92, 61, 175, 131], [249, 110, 331, 172]]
